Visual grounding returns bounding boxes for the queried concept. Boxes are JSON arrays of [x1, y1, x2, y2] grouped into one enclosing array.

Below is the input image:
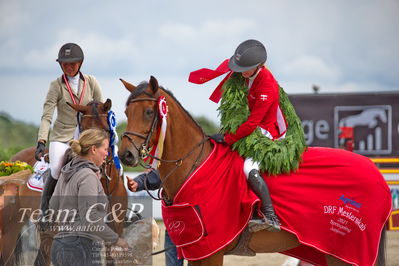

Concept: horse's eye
[[144, 108, 154, 118]]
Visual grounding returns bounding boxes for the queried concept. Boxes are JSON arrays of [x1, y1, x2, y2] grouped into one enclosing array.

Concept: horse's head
[[67, 99, 112, 132], [118, 76, 161, 167]]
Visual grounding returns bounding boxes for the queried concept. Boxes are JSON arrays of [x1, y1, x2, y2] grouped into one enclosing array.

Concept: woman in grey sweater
[[49, 128, 129, 266]]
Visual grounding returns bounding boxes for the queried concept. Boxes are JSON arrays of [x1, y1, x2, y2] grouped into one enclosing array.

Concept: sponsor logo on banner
[[334, 105, 392, 155]]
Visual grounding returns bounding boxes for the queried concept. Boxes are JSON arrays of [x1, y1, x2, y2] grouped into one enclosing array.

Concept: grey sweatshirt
[[49, 156, 119, 244]]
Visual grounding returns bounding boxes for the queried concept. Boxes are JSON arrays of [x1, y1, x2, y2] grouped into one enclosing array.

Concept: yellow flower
[[0, 160, 33, 176]]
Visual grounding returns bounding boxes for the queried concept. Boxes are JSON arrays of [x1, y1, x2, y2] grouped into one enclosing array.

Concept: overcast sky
[[1, 0, 398, 126]]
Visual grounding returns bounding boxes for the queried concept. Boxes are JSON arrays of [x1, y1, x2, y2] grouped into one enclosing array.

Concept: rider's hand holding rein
[[35, 139, 46, 161], [209, 133, 226, 144]]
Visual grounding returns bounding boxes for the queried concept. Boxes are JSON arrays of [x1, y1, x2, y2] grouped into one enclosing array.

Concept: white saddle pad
[[27, 157, 49, 192]]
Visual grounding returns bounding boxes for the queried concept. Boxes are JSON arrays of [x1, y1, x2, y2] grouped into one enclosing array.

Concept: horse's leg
[[248, 229, 300, 252], [376, 227, 387, 266]]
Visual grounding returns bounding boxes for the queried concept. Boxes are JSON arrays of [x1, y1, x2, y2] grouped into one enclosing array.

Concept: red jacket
[[224, 67, 283, 145]]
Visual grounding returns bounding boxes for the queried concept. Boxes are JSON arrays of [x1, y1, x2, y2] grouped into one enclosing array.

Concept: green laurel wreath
[[218, 72, 306, 175]]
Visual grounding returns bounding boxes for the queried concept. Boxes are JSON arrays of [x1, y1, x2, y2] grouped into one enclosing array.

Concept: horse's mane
[[126, 81, 205, 135]]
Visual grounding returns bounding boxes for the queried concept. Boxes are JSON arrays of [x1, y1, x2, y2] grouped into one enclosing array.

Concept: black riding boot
[[247, 169, 280, 232], [39, 170, 58, 224]]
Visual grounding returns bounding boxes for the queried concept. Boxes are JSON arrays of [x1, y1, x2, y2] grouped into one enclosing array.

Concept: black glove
[[209, 134, 225, 143], [35, 142, 46, 161]]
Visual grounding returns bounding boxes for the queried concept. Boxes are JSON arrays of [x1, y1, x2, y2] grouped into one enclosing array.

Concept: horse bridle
[[122, 91, 209, 204], [122, 94, 160, 166]]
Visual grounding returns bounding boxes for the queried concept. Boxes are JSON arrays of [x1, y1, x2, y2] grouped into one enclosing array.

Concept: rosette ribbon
[[151, 96, 168, 168], [107, 110, 123, 176]]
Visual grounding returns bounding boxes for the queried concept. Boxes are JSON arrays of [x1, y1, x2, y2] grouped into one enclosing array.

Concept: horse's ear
[[149, 76, 159, 94], [120, 78, 136, 93], [67, 102, 88, 113], [103, 98, 112, 112]]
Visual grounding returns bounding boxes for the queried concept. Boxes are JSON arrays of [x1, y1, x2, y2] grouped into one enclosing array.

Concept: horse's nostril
[[121, 150, 136, 166], [125, 150, 133, 160]]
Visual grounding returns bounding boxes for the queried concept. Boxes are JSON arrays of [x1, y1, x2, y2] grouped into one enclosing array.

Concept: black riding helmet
[[228, 39, 267, 73], [56, 43, 84, 63]]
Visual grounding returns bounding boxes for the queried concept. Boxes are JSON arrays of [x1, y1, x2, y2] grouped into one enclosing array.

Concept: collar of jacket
[[61, 72, 85, 84]]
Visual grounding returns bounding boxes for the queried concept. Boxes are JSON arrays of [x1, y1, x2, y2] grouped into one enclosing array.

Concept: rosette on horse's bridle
[[149, 96, 168, 168], [107, 110, 123, 176]]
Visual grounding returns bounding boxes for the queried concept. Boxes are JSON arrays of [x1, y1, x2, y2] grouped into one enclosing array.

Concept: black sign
[[289, 92, 399, 157]]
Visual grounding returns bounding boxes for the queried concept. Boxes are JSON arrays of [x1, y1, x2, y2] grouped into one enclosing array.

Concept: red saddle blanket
[[162, 142, 392, 265]]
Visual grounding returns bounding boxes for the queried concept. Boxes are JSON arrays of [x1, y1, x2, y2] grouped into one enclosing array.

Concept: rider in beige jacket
[[37, 74, 103, 143], [36, 43, 103, 214]]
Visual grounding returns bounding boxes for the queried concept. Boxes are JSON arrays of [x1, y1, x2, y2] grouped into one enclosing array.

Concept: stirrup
[[248, 217, 280, 232]]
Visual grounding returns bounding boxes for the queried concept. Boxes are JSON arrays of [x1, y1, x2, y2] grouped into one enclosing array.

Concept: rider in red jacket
[[218, 40, 283, 232], [224, 65, 284, 145]]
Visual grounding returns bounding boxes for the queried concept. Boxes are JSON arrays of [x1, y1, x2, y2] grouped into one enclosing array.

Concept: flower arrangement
[[0, 161, 33, 176]]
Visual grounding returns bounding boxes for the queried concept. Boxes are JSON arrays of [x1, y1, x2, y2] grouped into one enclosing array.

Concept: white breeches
[[243, 126, 286, 179], [49, 141, 70, 179], [244, 158, 259, 179]]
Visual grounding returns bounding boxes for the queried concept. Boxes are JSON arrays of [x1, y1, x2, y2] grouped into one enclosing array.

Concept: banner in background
[[289, 92, 399, 157]]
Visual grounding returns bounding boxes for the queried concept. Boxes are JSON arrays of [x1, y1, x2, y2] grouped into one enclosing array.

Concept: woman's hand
[[114, 237, 130, 250], [126, 177, 138, 192]]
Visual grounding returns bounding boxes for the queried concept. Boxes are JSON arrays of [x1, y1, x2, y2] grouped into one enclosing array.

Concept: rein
[[122, 93, 209, 205], [81, 114, 108, 118], [100, 157, 120, 195], [80, 113, 109, 127]]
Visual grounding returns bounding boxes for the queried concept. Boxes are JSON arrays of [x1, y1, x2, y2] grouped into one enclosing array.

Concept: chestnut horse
[[2, 99, 127, 266], [118, 76, 387, 266]]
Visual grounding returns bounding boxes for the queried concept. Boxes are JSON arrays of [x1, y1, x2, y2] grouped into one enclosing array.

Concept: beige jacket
[[38, 73, 103, 143]]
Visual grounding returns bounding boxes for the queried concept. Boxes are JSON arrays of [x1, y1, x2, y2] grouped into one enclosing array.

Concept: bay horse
[[1, 99, 127, 266], [118, 76, 389, 266]]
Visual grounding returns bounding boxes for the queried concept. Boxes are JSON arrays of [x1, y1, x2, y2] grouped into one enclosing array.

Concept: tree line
[[0, 112, 219, 162]]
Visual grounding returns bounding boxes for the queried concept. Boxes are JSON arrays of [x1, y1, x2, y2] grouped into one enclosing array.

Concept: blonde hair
[[69, 129, 109, 156]]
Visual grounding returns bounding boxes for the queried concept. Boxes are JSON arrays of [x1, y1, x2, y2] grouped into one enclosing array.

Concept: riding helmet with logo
[[56, 43, 84, 63], [228, 39, 267, 73]]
